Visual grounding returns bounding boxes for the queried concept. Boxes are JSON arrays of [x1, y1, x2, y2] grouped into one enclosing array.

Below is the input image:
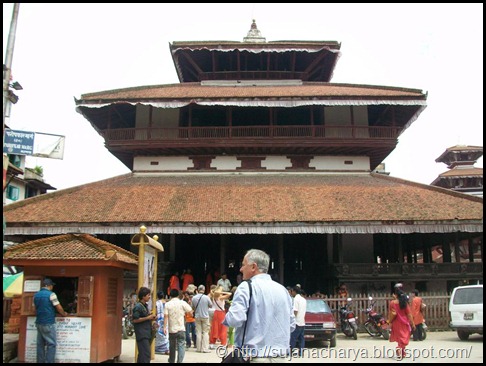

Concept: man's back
[[225, 273, 295, 357], [192, 293, 212, 318], [165, 297, 192, 333], [293, 293, 307, 326], [34, 288, 57, 325]]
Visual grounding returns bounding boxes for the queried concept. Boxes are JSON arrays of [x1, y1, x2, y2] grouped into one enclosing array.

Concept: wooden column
[[454, 232, 461, 263], [468, 237, 475, 262], [278, 236, 284, 284], [332, 234, 339, 263], [169, 234, 176, 262], [442, 233, 452, 263], [397, 235, 403, 263], [327, 234, 333, 264], [481, 235, 484, 263], [220, 235, 227, 275], [423, 235, 431, 263], [338, 234, 343, 264]]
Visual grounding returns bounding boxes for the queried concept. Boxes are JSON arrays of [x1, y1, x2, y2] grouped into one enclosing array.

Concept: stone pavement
[[5, 331, 483, 363], [117, 339, 221, 363], [117, 331, 483, 364]]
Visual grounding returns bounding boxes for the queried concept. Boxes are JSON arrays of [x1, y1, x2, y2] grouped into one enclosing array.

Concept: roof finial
[[243, 19, 266, 43]]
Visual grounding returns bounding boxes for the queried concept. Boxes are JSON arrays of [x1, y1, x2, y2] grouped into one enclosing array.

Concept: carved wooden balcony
[[199, 70, 308, 81], [102, 125, 400, 144]]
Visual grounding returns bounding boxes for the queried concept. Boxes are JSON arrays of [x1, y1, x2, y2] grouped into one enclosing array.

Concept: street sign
[[3, 129, 35, 155], [3, 129, 65, 159]]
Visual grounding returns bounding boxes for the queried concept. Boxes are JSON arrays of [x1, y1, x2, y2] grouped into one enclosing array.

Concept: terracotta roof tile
[[78, 82, 425, 102], [440, 168, 483, 177], [3, 233, 138, 264], [4, 173, 482, 225]]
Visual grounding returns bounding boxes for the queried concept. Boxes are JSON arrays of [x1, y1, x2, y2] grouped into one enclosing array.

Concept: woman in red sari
[[388, 288, 415, 360]]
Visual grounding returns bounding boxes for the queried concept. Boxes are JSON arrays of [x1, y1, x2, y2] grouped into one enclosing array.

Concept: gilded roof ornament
[[243, 19, 266, 43]]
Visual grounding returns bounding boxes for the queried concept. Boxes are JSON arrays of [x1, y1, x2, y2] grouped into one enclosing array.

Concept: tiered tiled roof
[[439, 168, 483, 177], [4, 173, 482, 235], [77, 82, 426, 102]]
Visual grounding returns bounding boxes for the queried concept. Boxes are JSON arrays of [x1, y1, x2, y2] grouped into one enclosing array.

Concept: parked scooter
[[122, 307, 134, 339], [339, 297, 358, 340], [363, 296, 390, 340]]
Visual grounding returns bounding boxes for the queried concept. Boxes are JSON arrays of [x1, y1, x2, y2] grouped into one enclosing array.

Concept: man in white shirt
[[217, 273, 232, 292], [290, 286, 307, 357], [164, 289, 193, 363], [224, 249, 295, 360]]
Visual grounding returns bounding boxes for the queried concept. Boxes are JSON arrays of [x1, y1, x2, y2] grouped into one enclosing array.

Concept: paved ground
[[4, 331, 482, 363], [115, 331, 483, 363]]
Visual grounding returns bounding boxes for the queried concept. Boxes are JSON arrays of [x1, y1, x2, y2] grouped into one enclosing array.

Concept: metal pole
[[3, 3, 20, 143]]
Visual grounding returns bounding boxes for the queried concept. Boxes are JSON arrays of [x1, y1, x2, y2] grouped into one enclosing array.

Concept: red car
[[304, 298, 337, 347]]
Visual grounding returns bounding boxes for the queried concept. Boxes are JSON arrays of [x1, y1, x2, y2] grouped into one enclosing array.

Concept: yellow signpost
[[131, 225, 164, 361]]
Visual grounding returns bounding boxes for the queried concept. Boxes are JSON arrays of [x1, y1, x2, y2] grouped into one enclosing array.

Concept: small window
[[9, 154, 21, 168], [453, 288, 483, 305], [21, 275, 94, 316], [6, 185, 19, 201]]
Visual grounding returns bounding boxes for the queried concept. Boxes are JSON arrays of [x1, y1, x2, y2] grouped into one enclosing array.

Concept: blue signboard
[[3, 129, 35, 155]]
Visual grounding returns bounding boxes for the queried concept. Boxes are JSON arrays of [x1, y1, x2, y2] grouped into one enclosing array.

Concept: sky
[[3, 3, 483, 190]]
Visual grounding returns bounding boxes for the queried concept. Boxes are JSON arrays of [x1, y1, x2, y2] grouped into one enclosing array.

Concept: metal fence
[[312, 292, 451, 331]]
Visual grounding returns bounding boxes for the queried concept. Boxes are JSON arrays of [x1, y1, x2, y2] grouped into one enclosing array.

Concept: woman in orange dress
[[167, 271, 180, 296], [388, 288, 415, 360], [411, 289, 425, 341]]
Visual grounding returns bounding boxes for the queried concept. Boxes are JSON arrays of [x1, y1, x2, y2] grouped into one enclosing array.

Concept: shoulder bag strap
[[194, 295, 202, 314], [216, 300, 225, 311], [240, 279, 252, 346]]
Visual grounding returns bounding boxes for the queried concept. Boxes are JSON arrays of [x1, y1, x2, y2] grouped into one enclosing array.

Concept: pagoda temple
[[431, 145, 483, 197], [4, 21, 483, 294]]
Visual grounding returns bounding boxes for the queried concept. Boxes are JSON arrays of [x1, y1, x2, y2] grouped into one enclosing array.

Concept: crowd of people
[[127, 262, 426, 363], [125, 250, 298, 363], [33, 252, 424, 363], [143, 269, 241, 363], [34, 267, 425, 364]]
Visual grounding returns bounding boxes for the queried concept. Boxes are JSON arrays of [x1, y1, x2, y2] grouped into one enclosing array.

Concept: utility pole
[[3, 4, 20, 246], [3, 3, 20, 145]]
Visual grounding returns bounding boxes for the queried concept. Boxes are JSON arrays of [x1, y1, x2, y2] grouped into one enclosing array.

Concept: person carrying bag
[[221, 280, 252, 364], [222, 249, 295, 362]]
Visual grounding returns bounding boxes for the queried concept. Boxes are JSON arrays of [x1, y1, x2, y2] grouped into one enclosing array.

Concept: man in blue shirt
[[33, 278, 68, 363], [223, 249, 295, 360]]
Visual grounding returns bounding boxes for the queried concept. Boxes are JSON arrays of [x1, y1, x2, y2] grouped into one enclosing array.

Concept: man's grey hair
[[245, 249, 270, 273], [198, 285, 205, 292]]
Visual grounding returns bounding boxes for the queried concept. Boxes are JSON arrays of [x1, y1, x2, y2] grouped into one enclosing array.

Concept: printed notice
[[26, 316, 91, 363]]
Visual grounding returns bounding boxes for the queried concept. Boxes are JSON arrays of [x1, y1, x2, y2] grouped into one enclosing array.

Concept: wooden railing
[[333, 262, 483, 279], [312, 292, 452, 330], [102, 125, 401, 142]]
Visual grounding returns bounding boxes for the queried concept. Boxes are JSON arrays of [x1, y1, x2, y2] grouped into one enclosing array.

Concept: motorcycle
[[363, 296, 390, 340], [338, 297, 358, 340], [122, 307, 135, 339]]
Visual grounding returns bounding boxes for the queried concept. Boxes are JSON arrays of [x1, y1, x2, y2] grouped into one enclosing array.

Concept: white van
[[449, 284, 483, 340]]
